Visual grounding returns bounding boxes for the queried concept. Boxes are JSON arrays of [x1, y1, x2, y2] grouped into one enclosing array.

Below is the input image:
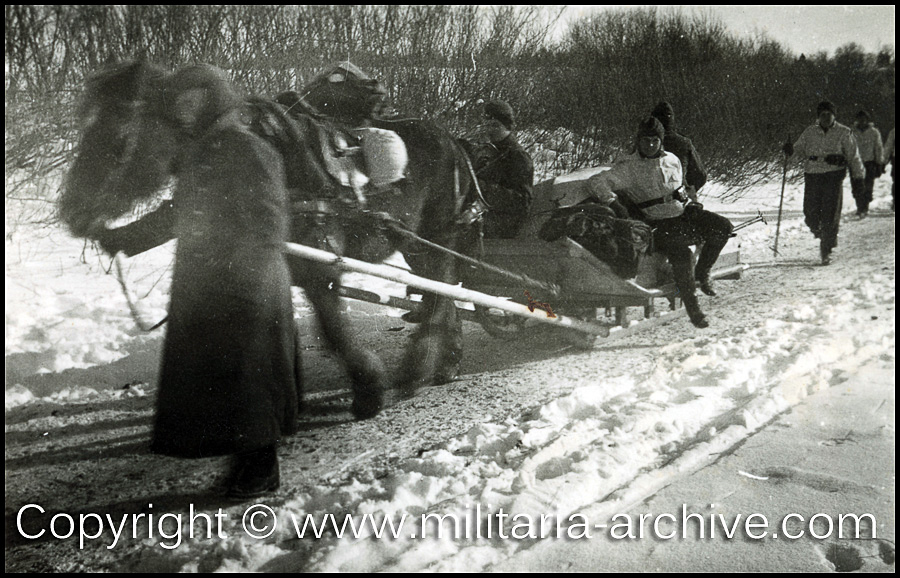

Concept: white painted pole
[[284, 241, 610, 336]]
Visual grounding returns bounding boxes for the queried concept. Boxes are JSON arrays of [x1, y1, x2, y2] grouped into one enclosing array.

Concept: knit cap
[[817, 100, 836, 115], [637, 116, 665, 140], [651, 101, 674, 120], [485, 100, 515, 130]]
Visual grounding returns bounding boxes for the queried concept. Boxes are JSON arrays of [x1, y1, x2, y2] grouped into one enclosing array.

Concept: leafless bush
[[552, 8, 894, 200], [5, 5, 895, 230]]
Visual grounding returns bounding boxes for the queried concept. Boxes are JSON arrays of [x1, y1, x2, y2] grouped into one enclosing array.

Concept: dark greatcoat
[[662, 130, 707, 198], [102, 117, 299, 458], [468, 134, 534, 239]]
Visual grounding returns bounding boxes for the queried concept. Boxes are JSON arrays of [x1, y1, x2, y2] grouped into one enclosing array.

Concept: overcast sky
[[558, 5, 895, 57]]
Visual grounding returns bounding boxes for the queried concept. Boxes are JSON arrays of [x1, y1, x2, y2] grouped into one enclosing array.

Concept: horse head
[[59, 61, 243, 239], [299, 61, 387, 125]]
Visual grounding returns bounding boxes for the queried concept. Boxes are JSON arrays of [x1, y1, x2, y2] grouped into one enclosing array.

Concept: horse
[[58, 60, 474, 421]]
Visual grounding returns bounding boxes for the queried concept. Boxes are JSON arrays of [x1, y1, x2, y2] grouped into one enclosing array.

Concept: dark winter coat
[[101, 120, 299, 458], [663, 131, 707, 197], [467, 134, 534, 239]]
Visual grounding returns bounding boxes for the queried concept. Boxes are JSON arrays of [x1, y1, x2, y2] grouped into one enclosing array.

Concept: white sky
[[557, 5, 895, 57]]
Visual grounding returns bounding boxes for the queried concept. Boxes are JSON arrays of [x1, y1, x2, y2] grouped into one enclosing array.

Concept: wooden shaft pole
[[284, 241, 611, 336]]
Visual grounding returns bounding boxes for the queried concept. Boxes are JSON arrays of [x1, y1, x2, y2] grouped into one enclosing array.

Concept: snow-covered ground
[[5, 173, 895, 572], [1, 172, 881, 395]]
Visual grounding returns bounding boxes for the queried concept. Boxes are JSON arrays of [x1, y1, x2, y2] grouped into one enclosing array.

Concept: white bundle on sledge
[[357, 127, 408, 188]]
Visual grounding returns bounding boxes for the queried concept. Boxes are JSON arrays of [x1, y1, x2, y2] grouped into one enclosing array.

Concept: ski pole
[[732, 210, 767, 233], [773, 134, 790, 258]]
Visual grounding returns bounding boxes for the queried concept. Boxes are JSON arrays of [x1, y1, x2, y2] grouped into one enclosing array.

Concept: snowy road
[[5, 177, 895, 572]]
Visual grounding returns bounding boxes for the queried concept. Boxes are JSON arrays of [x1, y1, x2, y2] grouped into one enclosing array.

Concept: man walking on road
[[851, 109, 885, 218], [883, 127, 894, 212], [782, 100, 865, 265]]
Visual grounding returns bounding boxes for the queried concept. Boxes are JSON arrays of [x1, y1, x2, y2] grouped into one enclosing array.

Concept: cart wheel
[[474, 306, 530, 339]]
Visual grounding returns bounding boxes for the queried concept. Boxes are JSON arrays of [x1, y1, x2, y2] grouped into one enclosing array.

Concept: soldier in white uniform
[[584, 117, 733, 328], [783, 100, 865, 264], [851, 109, 885, 218]]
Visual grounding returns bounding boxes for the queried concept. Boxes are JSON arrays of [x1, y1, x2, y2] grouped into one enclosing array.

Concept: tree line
[[5, 5, 895, 213]]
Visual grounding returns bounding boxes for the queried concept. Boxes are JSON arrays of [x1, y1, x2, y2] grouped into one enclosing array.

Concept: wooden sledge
[[293, 165, 745, 349], [456, 235, 743, 344], [452, 166, 745, 344]]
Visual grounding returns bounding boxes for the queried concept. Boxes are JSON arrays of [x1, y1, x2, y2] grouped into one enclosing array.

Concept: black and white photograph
[[5, 5, 895, 572]]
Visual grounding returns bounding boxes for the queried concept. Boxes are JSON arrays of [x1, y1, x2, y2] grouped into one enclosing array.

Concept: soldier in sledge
[[458, 100, 535, 240], [579, 117, 734, 328]]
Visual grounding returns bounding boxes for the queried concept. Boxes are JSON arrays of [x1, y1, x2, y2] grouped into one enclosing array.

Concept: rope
[[455, 139, 491, 209]]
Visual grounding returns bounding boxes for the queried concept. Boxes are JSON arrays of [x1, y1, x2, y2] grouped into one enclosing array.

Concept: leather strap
[[635, 192, 675, 209]]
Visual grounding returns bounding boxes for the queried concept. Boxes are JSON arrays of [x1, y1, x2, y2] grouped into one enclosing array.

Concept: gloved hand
[[851, 178, 865, 199], [684, 201, 704, 212], [683, 185, 699, 203], [782, 141, 794, 156], [95, 226, 126, 256]]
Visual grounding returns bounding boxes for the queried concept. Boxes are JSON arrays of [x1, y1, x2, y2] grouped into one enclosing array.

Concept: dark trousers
[[651, 208, 733, 313], [855, 161, 879, 213], [803, 170, 845, 251]]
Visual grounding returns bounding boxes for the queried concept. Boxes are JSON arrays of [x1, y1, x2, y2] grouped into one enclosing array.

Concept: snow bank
[[5, 224, 409, 408], [5, 226, 171, 381], [123, 266, 892, 572]]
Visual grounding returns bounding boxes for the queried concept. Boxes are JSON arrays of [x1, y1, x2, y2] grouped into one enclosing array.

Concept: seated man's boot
[[687, 308, 709, 329], [695, 270, 717, 296], [694, 235, 729, 298], [683, 294, 709, 328]]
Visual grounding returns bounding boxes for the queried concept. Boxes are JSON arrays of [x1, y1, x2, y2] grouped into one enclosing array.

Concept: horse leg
[[293, 259, 385, 420], [293, 317, 305, 413], [397, 249, 463, 397]]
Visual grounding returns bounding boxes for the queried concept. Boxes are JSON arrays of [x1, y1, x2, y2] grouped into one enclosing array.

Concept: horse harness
[[242, 97, 556, 294], [244, 98, 406, 250]]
